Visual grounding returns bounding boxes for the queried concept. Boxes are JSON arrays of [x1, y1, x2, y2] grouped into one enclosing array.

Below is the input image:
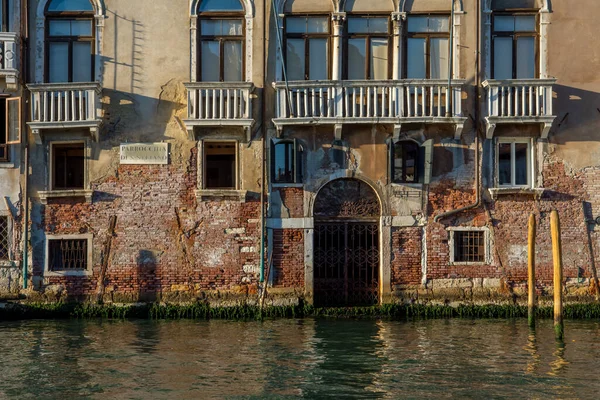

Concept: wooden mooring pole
[[528, 213, 536, 327], [550, 210, 564, 340]]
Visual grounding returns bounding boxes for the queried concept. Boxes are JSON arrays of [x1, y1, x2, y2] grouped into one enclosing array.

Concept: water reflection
[[1, 318, 600, 398]]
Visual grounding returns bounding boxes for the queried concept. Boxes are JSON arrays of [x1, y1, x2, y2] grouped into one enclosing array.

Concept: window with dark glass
[[0, 97, 21, 163], [49, 239, 87, 270], [498, 139, 530, 187], [204, 142, 236, 189], [453, 231, 485, 263], [198, 0, 244, 82], [272, 140, 301, 184], [0, 216, 8, 260], [53, 143, 85, 190], [492, 14, 537, 79], [0, 0, 15, 32], [345, 16, 390, 80], [406, 15, 449, 79], [393, 141, 419, 183], [45, 0, 95, 83], [285, 16, 329, 80]]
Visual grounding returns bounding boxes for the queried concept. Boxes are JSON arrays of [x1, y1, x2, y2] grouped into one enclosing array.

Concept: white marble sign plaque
[[120, 143, 169, 165]]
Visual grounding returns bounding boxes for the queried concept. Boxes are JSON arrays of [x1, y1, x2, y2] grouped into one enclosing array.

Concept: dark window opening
[[492, 14, 537, 79], [0, 216, 8, 260], [48, 238, 87, 271], [454, 231, 485, 263], [272, 141, 302, 184], [53, 143, 85, 190], [205, 142, 236, 189], [0, 0, 15, 32], [0, 98, 6, 162], [393, 140, 419, 183]]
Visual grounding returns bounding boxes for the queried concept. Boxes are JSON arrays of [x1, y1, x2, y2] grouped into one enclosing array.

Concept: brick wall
[[271, 229, 304, 288], [391, 227, 422, 285], [273, 187, 304, 218]]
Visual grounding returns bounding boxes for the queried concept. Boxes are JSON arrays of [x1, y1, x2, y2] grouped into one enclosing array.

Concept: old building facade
[[0, 0, 599, 305]]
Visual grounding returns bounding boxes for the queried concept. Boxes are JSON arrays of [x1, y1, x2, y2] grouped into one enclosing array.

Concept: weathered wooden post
[[551, 210, 564, 340], [528, 213, 536, 327]]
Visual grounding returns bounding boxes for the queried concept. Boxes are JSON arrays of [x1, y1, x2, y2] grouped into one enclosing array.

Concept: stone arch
[[313, 178, 382, 219], [277, 0, 336, 13], [344, 0, 395, 13], [400, 0, 464, 13], [488, 0, 551, 11], [34, 0, 106, 83], [190, 0, 254, 17]]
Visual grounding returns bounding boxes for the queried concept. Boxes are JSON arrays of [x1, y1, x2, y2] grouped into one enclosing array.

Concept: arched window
[[392, 140, 419, 183], [197, 0, 245, 81], [45, 0, 95, 83]]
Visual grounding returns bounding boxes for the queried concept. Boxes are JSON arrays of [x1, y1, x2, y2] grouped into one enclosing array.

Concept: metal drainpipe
[[259, 0, 268, 283], [21, 0, 29, 290], [434, 0, 483, 223], [445, 0, 455, 117]]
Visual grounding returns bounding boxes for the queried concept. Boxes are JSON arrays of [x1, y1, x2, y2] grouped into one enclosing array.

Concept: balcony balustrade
[[0, 32, 18, 89], [273, 79, 466, 138], [482, 79, 556, 138], [184, 82, 254, 140], [27, 82, 102, 143]]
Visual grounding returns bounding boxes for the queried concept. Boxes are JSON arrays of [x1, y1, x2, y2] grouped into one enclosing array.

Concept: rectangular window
[[52, 143, 85, 190], [0, 216, 8, 260], [406, 15, 449, 79], [272, 140, 301, 184], [492, 14, 537, 79], [0, 0, 15, 32], [48, 239, 88, 271], [346, 16, 390, 80], [497, 138, 531, 187], [199, 18, 244, 82], [285, 16, 330, 80], [46, 17, 94, 83], [204, 142, 236, 189], [0, 97, 21, 163], [453, 230, 486, 263]]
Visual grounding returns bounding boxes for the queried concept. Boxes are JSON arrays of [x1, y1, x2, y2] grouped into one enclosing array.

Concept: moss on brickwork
[[3, 301, 600, 321]]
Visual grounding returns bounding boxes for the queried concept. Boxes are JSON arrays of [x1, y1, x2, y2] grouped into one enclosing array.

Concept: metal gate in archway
[[313, 179, 380, 307]]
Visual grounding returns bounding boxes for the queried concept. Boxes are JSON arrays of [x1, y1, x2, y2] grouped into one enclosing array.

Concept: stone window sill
[[44, 270, 92, 277], [39, 189, 94, 204], [196, 189, 247, 202], [272, 183, 303, 188], [0, 260, 21, 268], [489, 187, 544, 200]]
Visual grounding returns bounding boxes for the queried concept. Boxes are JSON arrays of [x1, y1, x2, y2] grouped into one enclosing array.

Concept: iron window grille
[[453, 230, 485, 263], [0, 216, 8, 260], [48, 238, 88, 271]]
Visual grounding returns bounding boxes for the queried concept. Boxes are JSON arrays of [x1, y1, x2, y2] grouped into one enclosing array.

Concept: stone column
[[391, 12, 405, 80], [331, 12, 346, 81]]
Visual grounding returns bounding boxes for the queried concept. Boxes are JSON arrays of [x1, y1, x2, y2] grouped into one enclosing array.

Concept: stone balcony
[[27, 82, 103, 144], [482, 79, 556, 138], [0, 32, 18, 90], [273, 79, 467, 139], [183, 82, 254, 140]]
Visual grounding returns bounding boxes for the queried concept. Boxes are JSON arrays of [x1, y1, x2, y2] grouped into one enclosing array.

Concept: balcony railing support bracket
[[454, 123, 464, 140], [485, 120, 497, 139], [334, 124, 343, 140], [541, 122, 552, 139], [393, 124, 402, 140]]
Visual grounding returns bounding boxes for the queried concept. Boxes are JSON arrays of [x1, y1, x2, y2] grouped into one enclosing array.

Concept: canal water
[[1, 318, 599, 399]]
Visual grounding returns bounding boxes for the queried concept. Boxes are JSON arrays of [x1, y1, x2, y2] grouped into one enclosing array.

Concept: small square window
[[204, 141, 236, 189], [497, 138, 532, 188], [48, 238, 88, 271], [452, 230, 486, 263], [52, 143, 85, 190], [0, 216, 9, 260]]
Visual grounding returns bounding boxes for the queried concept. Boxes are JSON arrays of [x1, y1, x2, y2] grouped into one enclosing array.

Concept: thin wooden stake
[[528, 213, 536, 327], [551, 210, 564, 340], [96, 216, 117, 304]]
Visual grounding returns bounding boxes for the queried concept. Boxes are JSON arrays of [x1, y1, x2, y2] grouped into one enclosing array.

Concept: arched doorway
[[313, 179, 381, 307]]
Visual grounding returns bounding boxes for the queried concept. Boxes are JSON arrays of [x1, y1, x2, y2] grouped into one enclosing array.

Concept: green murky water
[[0, 318, 599, 399]]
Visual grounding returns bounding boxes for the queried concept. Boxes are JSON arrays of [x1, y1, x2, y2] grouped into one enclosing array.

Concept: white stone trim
[[196, 139, 245, 200], [448, 227, 491, 265], [44, 233, 93, 277], [494, 137, 535, 189], [34, 0, 106, 83], [46, 138, 91, 192], [266, 217, 313, 229], [189, 0, 254, 82]]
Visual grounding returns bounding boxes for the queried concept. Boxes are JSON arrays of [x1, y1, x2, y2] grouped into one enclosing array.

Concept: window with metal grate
[[0, 216, 8, 260], [48, 239, 87, 270], [454, 231, 485, 263]]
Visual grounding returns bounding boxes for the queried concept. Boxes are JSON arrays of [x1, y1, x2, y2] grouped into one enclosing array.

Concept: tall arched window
[[45, 0, 95, 83], [197, 0, 245, 82]]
